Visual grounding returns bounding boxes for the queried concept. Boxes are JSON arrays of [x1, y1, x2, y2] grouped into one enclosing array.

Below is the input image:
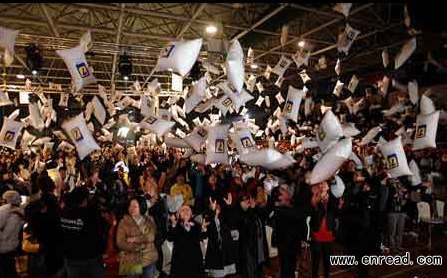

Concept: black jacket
[[60, 205, 108, 261]]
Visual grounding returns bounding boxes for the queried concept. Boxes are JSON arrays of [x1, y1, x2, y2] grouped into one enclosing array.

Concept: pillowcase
[[56, 44, 96, 92], [316, 110, 344, 153], [0, 117, 23, 150], [184, 77, 207, 113], [412, 110, 439, 150], [378, 136, 412, 178], [61, 113, 100, 160], [225, 39, 244, 93], [156, 38, 203, 77], [205, 124, 229, 165]]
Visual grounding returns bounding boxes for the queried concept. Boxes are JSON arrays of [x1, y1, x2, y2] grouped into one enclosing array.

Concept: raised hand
[[223, 192, 232, 206], [209, 197, 217, 211]]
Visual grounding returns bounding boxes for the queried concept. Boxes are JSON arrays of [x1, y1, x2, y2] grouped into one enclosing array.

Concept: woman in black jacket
[[204, 194, 236, 277], [167, 204, 208, 278]]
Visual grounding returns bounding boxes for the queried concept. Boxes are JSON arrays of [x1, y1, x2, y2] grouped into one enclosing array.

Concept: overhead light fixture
[[119, 49, 132, 79], [205, 24, 218, 34], [31, 70, 38, 75], [298, 40, 305, 48], [123, 75, 129, 81], [26, 43, 43, 73], [250, 64, 258, 69], [16, 74, 25, 79]]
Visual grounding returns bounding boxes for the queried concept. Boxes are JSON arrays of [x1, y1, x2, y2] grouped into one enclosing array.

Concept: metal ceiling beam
[[177, 3, 207, 38], [254, 3, 374, 61], [310, 21, 402, 57], [40, 4, 60, 37], [110, 3, 125, 85], [231, 4, 288, 41]]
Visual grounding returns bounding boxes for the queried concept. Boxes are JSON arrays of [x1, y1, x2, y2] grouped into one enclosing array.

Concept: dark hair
[[37, 174, 55, 193], [67, 187, 89, 208], [128, 196, 147, 215]]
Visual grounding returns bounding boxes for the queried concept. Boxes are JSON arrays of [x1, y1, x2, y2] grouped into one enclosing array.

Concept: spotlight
[[250, 64, 258, 69], [123, 76, 129, 81], [26, 43, 43, 73], [16, 74, 25, 79], [298, 40, 305, 48], [31, 70, 38, 76], [205, 25, 218, 34], [118, 50, 132, 78]]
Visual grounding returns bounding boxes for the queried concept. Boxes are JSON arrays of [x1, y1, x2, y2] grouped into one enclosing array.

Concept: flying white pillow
[[347, 74, 359, 93], [239, 148, 295, 170], [316, 110, 344, 153], [231, 126, 256, 155], [342, 122, 361, 137], [0, 90, 13, 107], [283, 85, 305, 123], [184, 77, 207, 113], [337, 23, 361, 55], [61, 113, 100, 160], [183, 126, 207, 152], [378, 136, 412, 178], [138, 115, 175, 137], [59, 93, 69, 107], [360, 126, 382, 145], [419, 94, 435, 115], [56, 44, 96, 92], [309, 138, 352, 185], [0, 117, 23, 150], [205, 124, 229, 165], [225, 39, 245, 93], [408, 159, 422, 186], [408, 80, 419, 105], [28, 102, 45, 131], [156, 38, 203, 77], [272, 55, 292, 77], [91, 96, 106, 125], [164, 136, 190, 149], [332, 80, 344, 97], [412, 110, 439, 150], [395, 37, 416, 69], [0, 26, 19, 66], [331, 175, 346, 198]]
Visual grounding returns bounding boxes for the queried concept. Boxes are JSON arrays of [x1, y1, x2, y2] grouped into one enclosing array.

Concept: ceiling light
[[205, 25, 218, 34], [123, 75, 129, 81], [31, 70, 38, 75], [16, 74, 25, 79], [298, 40, 305, 48], [250, 64, 258, 69]]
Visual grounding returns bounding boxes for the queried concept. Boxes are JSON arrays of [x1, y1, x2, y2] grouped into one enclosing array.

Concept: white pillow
[[420, 94, 435, 115], [56, 44, 96, 92], [0, 26, 19, 66], [184, 126, 208, 152], [408, 80, 419, 105], [205, 124, 230, 165], [0, 117, 23, 150], [28, 103, 45, 131], [378, 136, 412, 178], [231, 126, 256, 155], [239, 148, 295, 170], [332, 80, 344, 97], [185, 77, 207, 113], [272, 55, 292, 77], [395, 37, 416, 70], [0, 90, 13, 107], [337, 23, 361, 55], [61, 113, 100, 160], [292, 49, 310, 68], [214, 95, 234, 116], [225, 39, 245, 93], [331, 175, 346, 198], [412, 111, 439, 150], [316, 110, 344, 153], [309, 138, 352, 185], [342, 122, 361, 137], [59, 93, 69, 107], [164, 136, 190, 148], [20, 130, 35, 151], [283, 85, 305, 123], [360, 126, 382, 145], [408, 159, 422, 186], [91, 96, 106, 125], [156, 38, 203, 77], [138, 115, 175, 137], [347, 74, 359, 93]]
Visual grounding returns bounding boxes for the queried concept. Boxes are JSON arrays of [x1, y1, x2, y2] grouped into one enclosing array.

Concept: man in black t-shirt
[[60, 187, 108, 278]]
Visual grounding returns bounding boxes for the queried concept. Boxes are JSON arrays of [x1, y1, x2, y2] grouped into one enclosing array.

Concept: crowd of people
[[0, 138, 445, 278]]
